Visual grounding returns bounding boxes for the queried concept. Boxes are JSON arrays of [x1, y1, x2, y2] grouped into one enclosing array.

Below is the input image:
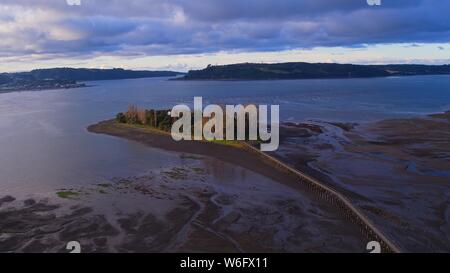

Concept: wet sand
[[273, 111, 450, 252], [0, 159, 365, 252], [87, 120, 298, 187]]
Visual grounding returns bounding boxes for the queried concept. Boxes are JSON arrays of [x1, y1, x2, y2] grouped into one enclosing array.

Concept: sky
[[0, 0, 449, 72]]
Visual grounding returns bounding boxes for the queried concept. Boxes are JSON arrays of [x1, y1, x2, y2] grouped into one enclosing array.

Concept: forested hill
[[25, 68, 182, 81], [0, 68, 183, 92], [180, 62, 450, 80]]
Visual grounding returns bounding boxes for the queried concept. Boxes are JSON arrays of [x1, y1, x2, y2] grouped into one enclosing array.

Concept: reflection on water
[[0, 75, 450, 196]]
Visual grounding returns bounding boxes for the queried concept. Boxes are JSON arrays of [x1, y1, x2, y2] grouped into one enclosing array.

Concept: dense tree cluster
[[116, 105, 173, 131]]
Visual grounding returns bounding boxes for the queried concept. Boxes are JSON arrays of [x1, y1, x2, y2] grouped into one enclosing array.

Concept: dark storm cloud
[[0, 0, 448, 58]]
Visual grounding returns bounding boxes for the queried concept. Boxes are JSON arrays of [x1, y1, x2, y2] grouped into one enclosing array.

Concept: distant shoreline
[[178, 62, 450, 81], [0, 83, 88, 94], [0, 68, 183, 94], [173, 73, 450, 82]]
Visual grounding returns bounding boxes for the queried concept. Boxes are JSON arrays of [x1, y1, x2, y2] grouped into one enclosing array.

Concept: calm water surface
[[1, 75, 450, 195]]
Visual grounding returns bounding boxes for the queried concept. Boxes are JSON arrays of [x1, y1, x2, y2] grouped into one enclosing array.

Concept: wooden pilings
[[241, 143, 402, 253]]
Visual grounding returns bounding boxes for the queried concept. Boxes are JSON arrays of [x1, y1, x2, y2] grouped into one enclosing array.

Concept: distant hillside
[[0, 68, 183, 93], [180, 62, 450, 80], [26, 68, 182, 81]]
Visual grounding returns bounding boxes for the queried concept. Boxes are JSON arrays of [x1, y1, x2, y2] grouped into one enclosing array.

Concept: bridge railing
[[241, 142, 402, 253]]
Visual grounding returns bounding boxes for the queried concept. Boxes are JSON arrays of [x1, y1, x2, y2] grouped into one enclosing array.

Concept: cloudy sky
[[0, 0, 449, 72]]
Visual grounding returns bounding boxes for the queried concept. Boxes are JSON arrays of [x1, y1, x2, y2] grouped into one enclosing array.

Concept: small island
[[88, 105, 259, 157]]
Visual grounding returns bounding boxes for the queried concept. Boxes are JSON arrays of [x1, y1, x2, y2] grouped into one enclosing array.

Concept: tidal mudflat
[[273, 111, 450, 252], [0, 155, 365, 253]]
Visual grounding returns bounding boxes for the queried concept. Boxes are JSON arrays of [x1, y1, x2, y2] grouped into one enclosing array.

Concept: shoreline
[[87, 120, 304, 191], [87, 119, 401, 252]]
